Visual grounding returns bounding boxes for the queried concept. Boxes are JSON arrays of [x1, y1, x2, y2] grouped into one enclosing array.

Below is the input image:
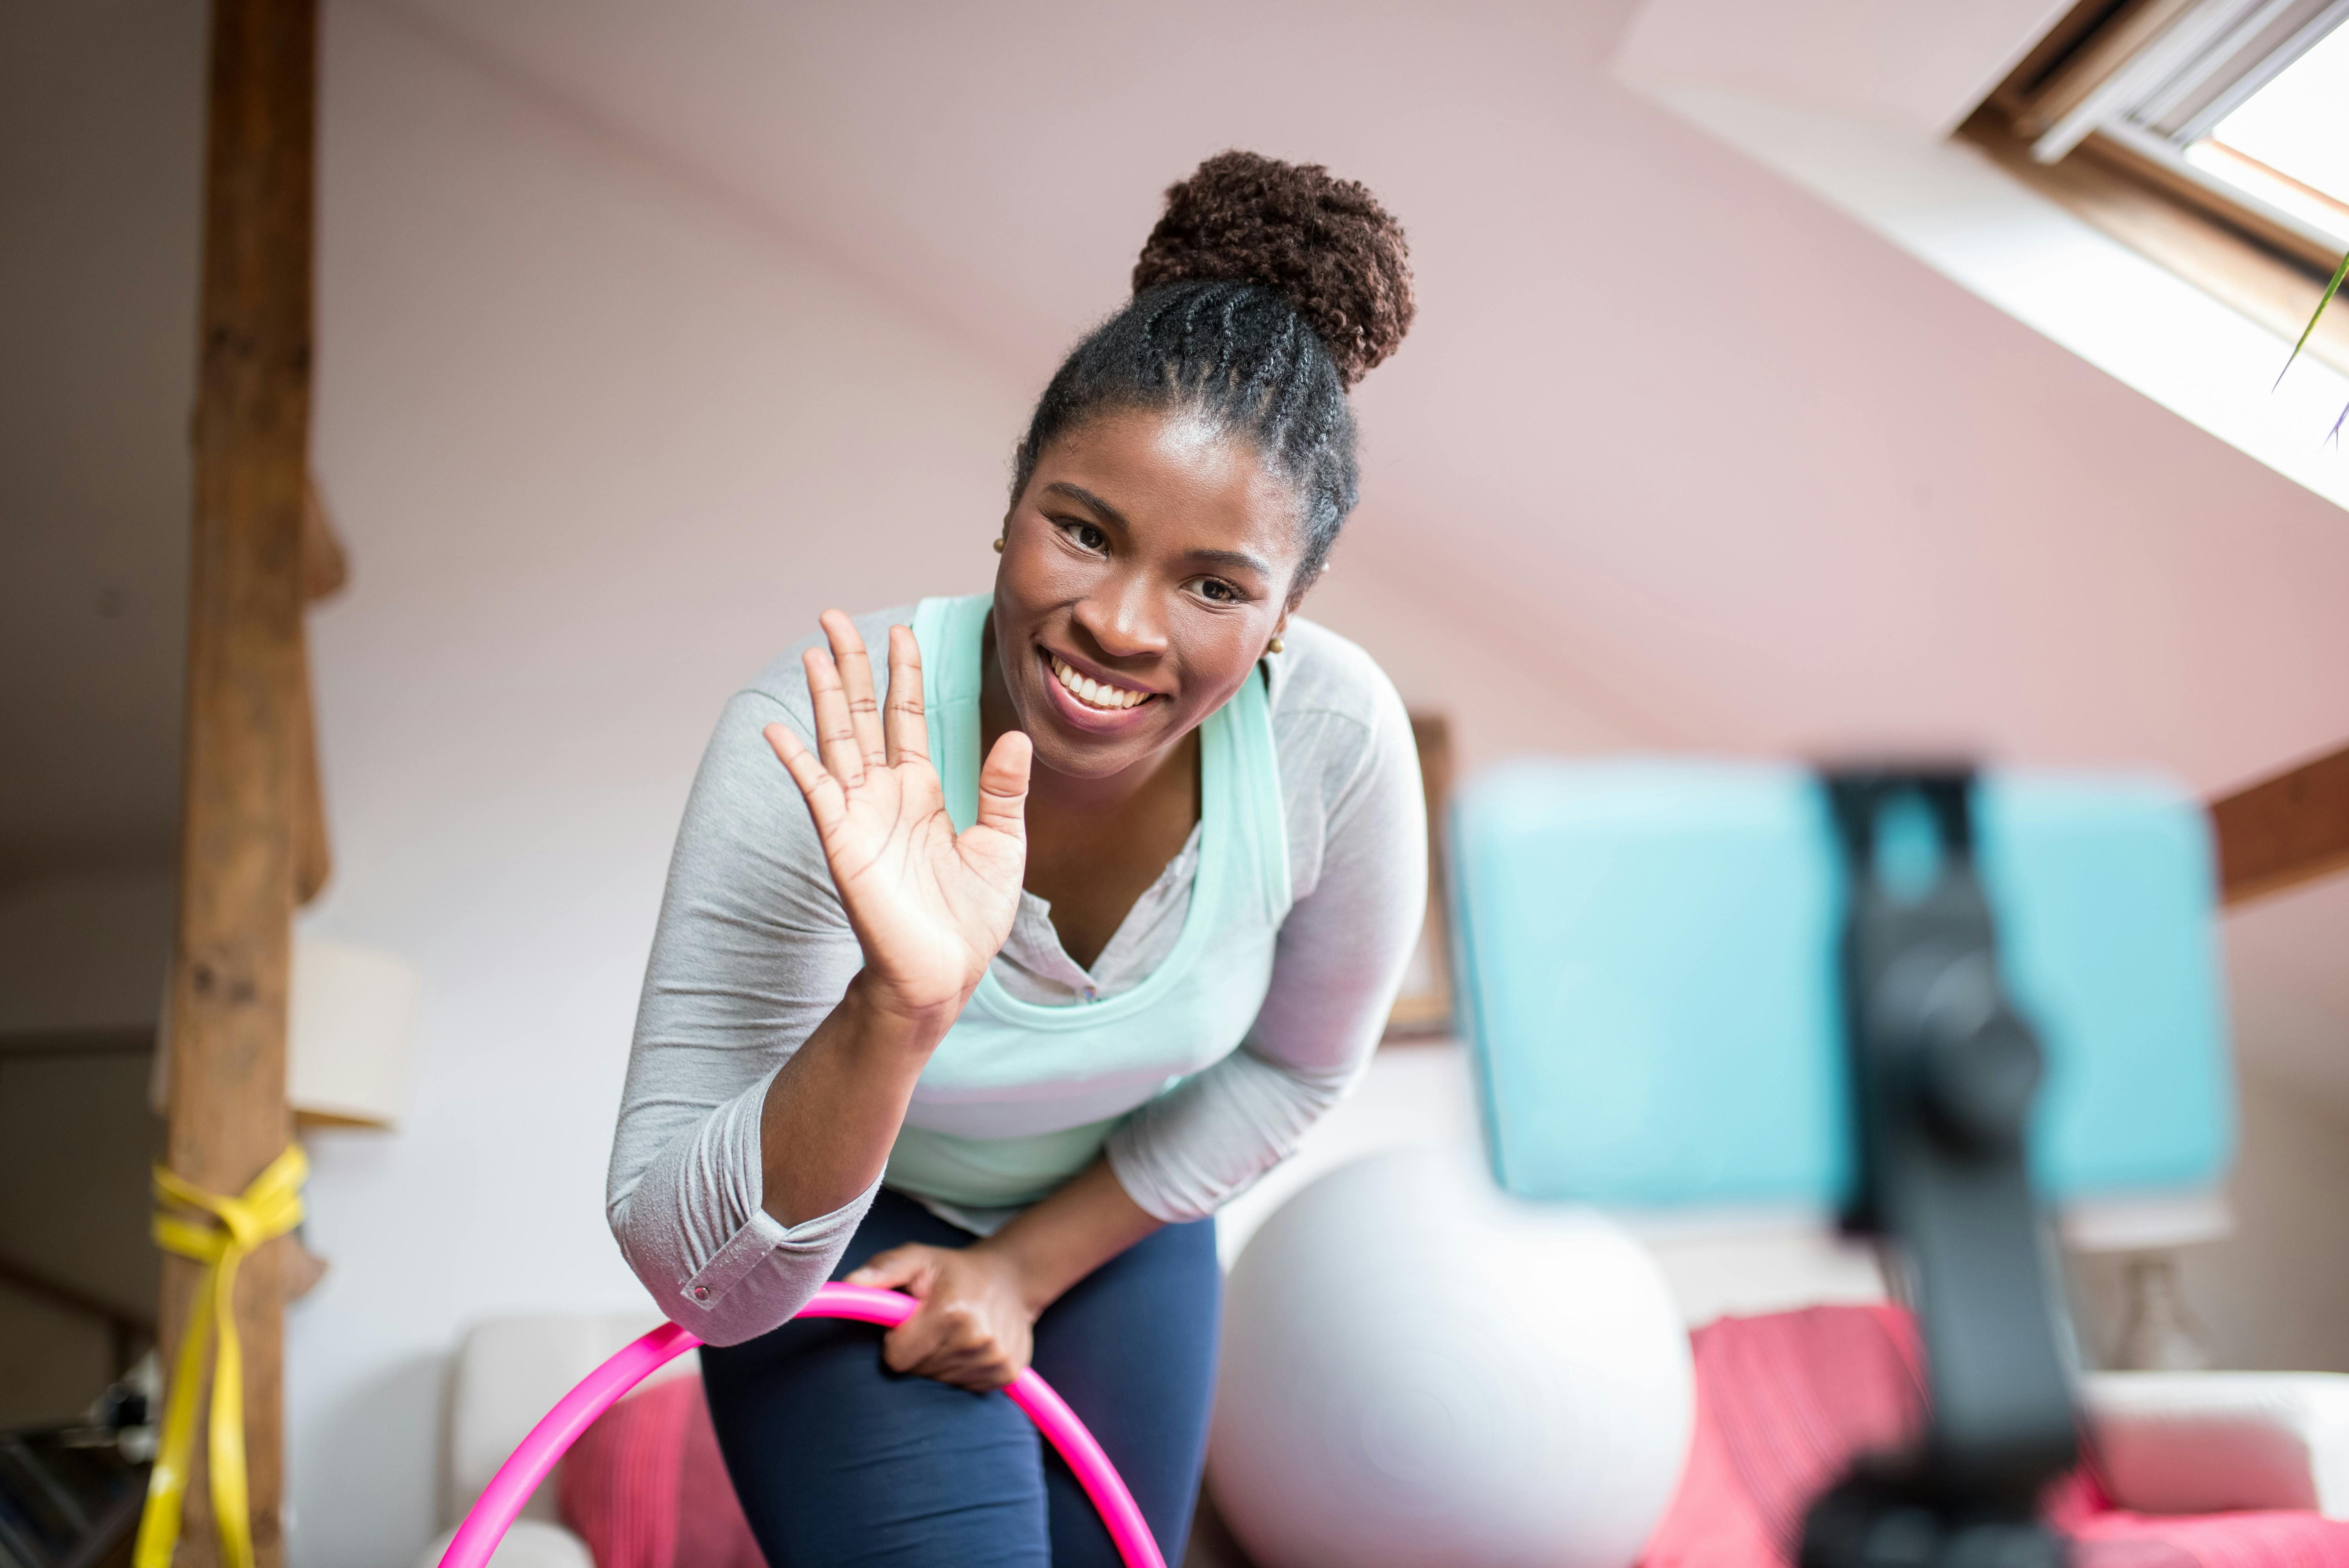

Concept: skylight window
[[1975, 0, 2349, 428], [2187, 17, 2349, 244], [2012, 0, 2349, 260]]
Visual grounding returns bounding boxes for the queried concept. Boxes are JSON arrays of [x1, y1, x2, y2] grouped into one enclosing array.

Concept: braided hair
[[1011, 151, 1415, 599]]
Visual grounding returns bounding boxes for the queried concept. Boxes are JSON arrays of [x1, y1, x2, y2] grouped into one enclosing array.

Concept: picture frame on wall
[[1385, 712, 1455, 1040]]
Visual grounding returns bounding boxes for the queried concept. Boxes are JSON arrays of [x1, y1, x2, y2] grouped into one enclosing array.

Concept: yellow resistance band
[[135, 1144, 307, 1568]]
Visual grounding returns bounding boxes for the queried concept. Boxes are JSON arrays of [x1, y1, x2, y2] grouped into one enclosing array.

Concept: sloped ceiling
[[380, 0, 2349, 789], [369, 0, 2349, 1111]]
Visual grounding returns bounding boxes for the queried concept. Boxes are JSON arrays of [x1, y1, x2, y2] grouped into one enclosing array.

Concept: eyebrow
[[1187, 547, 1273, 578], [1042, 482, 1129, 528], [1040, 482, 1273, 579]]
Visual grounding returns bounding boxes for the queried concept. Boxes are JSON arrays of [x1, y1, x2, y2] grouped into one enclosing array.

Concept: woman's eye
[[1062, 522, 1108, 552], [1197, 579, 1238, 603]]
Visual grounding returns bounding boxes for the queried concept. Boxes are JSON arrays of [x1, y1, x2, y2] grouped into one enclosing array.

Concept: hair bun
[[1132, 150, 1414, 388]]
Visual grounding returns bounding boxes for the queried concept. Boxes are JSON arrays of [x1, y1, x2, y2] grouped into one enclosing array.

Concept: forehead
[[1036, 408, 1303, 559]]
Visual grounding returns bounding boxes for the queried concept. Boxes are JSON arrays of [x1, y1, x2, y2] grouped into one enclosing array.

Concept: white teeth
[[1051, 655, 1147, 712]]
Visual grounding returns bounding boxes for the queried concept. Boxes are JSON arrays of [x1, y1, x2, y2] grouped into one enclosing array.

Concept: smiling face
[[987, 405, 1306, 783]]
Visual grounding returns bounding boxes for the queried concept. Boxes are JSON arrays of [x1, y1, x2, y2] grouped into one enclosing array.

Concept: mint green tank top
[[882, 593, 1294, 1210]]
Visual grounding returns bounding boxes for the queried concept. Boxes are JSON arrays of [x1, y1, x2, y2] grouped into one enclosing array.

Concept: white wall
[[291, 9, 1628, 1562], [2071, 1067, 2349, 1376], [2183, 1071, 2349, 1374]]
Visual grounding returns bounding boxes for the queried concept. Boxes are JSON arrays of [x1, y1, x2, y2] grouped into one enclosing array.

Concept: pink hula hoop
[[433, 1283, 1166, 1568]]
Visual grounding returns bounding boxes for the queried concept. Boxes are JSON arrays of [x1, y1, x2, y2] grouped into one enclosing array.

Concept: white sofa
[[2085, 1371, 2349, 1518], [416, 1312, 677, 1568]]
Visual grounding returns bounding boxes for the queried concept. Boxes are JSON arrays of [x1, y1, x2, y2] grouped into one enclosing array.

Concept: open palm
[[765, 612, 1032, 1025]]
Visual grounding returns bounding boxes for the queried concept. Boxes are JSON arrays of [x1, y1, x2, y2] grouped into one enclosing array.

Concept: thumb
[[972, 730, 1032, 841], [844, 1245, 931, 1293]]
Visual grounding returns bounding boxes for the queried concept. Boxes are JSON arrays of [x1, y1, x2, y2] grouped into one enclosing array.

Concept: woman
[[608, 150, 1426, 1566]]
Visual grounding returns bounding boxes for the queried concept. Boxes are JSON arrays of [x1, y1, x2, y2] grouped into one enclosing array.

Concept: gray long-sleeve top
[[606, 607, 1427, 1345]]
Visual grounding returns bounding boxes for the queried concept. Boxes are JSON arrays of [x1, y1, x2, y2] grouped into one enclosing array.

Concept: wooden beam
[[2211, 743, 2349, 905], [162, 2, 316, 1563]]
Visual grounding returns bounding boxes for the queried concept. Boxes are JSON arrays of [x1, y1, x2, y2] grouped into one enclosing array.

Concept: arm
[[754, 613, 1034, 1225], [608, 612, 1030, 1344]]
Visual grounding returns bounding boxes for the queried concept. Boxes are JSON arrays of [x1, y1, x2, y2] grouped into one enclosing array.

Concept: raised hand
[[765, 611, 1033, 1030]]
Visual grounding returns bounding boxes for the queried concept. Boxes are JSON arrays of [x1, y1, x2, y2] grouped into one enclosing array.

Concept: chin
[[1028, 733, 1148, 781]]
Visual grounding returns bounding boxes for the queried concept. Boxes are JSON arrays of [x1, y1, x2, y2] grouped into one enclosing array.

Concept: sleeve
[[1103, 689, 1428, 1223], [604, 687, 879, 1346]]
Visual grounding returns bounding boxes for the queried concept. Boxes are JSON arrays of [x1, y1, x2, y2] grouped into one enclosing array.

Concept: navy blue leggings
[[700, 1188, 1220, 1567]]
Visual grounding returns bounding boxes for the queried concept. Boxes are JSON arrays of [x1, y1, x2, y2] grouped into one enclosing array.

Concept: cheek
[[1173, 622, 1272, 710], [998, 534, 1101, 609]]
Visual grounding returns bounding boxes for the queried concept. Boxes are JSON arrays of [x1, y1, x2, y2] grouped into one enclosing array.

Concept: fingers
[[882, 1299, 953, 1374], [856, 1246, 1023, 1388], [763, 722, 844, 836], [822, 609, 889, 772], [883, 1300, 1019, 1391], [882, 625, 929, 768], [843, 1244, 926, 1291], [801, 645, 864, 788], [973, 730, 1032, 840]]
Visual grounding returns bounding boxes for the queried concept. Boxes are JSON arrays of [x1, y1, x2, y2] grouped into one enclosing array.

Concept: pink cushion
[[1641, 1305, 2349, 1568], [558, 1375, 766, 1568]]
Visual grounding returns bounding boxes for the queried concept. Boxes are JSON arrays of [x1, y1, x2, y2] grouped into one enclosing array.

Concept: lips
[[1047, 652, 1154, 711], [1032, 646, 1161, 731]]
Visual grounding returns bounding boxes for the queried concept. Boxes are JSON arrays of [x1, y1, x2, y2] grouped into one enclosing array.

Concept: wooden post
[[161, 2, 315, 1564]]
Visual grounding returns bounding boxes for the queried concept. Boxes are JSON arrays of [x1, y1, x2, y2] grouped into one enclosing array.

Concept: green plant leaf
[[2275, 246, 2349, 390]]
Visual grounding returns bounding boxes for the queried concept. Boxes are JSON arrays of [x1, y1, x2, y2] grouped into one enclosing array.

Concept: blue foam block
[[1447, 760, 2234, 1210]]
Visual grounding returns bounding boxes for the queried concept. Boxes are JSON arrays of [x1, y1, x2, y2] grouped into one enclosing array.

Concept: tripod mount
[[1802, 768, 2078, 1568]]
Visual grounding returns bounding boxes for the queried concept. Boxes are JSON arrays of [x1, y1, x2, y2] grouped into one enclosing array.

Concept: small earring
[[1267, 635, 1285, 654], [991, 536, 1005, 553]]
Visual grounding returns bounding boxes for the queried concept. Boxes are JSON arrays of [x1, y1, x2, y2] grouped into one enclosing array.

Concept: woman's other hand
[[765, 611, 1033, 1032], [846, 1242, 1042, 1392]]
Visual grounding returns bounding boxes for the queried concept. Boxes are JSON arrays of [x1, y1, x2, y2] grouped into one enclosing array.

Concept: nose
[[1071, 569, 1169, 663]]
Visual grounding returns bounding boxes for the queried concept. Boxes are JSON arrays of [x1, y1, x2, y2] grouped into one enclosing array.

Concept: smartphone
[[1447, 759, 2234, 1212]]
